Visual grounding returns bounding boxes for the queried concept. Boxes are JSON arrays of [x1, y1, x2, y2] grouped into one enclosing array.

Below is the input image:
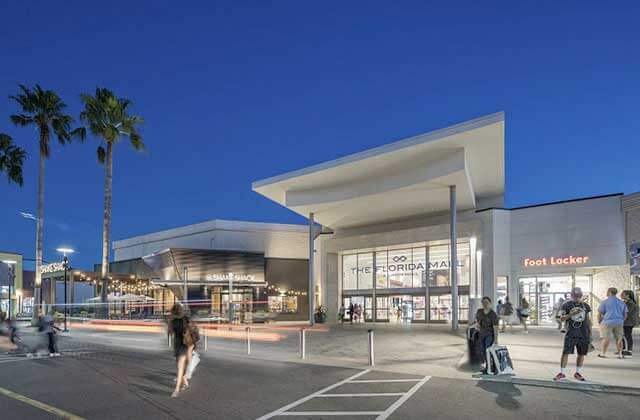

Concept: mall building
[[253, 112, 640, 325], [109, 219, 310, 321]]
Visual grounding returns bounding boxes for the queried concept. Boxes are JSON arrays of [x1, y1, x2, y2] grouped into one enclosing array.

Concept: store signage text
[[351, 260, 463, 275], [523, 256, 589, 267], [205, 272, 256, 282], [40, 262, 65, 274]]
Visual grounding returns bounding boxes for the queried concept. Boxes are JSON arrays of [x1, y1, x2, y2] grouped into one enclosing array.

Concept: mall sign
[[523, 255, 589, 267]]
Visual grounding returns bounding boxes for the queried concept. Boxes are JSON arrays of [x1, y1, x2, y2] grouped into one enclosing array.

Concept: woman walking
[[168, 304, 196, 398], [622, 290, 638, 357]]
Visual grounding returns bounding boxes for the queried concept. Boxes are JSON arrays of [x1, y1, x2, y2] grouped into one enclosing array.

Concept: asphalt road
[[1, 329, 639, 419]]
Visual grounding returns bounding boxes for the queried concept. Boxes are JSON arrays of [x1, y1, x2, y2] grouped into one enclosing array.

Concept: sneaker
[[53, 353, 61, 357], [622, 351, 632, 357], [553, 372, 567, 381], [574, 372, 586, 382], [560, 329, 566, 333]]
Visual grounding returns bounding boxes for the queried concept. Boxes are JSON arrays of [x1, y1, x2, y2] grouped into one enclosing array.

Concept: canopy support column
[[450, 185, 459, 331], [308, 212, 315, 325]]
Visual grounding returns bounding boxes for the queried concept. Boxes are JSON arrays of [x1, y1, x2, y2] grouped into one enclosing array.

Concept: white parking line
[[349, 379, 421, 383], [255, 369, 371, 420], [280, 411, 383, 416], [255, 369, 431, 420], [317, 393, 405, 398], [375, 376, 431, 420]]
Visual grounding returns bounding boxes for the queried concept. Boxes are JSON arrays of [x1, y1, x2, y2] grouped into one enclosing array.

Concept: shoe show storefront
[[341, 241, 472, 323], [140, 248, 309, 322]]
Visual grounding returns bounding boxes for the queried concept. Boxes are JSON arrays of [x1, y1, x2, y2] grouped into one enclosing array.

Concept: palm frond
[[0, 132, 26, 186], [80, 87, 145, 153], [9, 83, 81, 157]]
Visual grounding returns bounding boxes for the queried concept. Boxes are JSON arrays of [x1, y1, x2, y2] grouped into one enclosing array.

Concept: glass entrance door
[[389, 295, 413, 323], [519, 275, 583, 325]]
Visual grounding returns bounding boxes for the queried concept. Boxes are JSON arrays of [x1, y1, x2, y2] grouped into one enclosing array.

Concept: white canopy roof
[[253, 112, 505, 229]]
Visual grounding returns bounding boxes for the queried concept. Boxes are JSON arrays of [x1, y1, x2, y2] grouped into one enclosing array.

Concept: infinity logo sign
[[392, 255, 408, 262]]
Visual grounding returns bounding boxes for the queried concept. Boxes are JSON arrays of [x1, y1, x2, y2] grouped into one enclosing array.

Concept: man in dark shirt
[[554, 287, 592, 382], [475, 296, 499, 373]]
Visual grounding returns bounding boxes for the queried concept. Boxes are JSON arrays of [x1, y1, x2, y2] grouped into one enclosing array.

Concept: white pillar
[[309, 212, 315, 325], [450, 185, 458, 331]]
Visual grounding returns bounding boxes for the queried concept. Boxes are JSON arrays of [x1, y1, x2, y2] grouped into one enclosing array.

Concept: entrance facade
[[341, 240, 473, 323]]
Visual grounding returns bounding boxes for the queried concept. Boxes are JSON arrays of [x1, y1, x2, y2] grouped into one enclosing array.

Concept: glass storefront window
[[388, 248, 413, 288], [519, 275, 592, 325], [358, 253, 374, 289], [428, 245, 450, 287], [496, 276, 508, 304], [414, 296, 426, 321], [375, 251, 388, 289], [429, 294, 468, 321], [342, 254, 358, 290], [412, 247, 426, 288], [376, 296, 388, 320], [268, 296, 298, 313], [457, 242, 470, 286]]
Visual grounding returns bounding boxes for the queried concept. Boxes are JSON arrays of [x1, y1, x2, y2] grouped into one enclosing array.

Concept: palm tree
[[0, 133, 26, 186], [79, 88, 144, 316], [10, 85, 84, 319]]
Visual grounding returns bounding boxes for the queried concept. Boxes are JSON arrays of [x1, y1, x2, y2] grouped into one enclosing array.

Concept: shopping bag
[[185, 351, 200, 380], [486, 344, 514, 375]]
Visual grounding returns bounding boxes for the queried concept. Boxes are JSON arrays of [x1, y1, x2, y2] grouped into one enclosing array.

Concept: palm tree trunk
[[100, 142, 113, 319], [32, 150, 45, 324]]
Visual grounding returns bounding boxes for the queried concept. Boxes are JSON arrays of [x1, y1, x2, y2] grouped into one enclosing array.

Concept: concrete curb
[[476, 375, 640, 396]]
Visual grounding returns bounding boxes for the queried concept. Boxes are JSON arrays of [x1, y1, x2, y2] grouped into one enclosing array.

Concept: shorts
[[563, 337, 590, 355], [599, 324, 624, 341]]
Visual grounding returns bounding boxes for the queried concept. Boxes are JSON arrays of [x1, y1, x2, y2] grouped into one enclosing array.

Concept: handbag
[[182, 319, 200, 347]]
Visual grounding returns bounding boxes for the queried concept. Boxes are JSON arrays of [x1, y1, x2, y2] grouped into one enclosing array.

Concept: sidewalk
[[200, 322, 640, 391]]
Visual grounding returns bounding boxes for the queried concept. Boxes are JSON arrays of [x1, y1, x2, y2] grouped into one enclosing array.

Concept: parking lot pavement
[[3, 334, 640, 420], [257, 369, 430, 419]]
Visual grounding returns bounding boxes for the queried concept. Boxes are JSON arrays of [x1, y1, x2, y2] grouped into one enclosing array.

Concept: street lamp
[[2, 260, 17, 320], [56, 248, 74, 332]]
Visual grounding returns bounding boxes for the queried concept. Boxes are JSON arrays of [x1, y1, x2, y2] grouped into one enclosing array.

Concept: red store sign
[[523, 255, 589, 267]]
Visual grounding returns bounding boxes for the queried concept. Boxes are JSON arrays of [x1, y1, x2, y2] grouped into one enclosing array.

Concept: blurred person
[[554, 287, 591, 382], [338, 305, 345, 324], [500, 297, 514, 333], [0, 312, 17, 352], [496, 300, 503, 328], [475, 296, 499, 374], [621, 290, 638, 357], [598, 287, 627, 359], [168, 304, 197, 398], [554, 298, 566, 332], [517, 297, 530, 333], [38, 309, 60, 357]]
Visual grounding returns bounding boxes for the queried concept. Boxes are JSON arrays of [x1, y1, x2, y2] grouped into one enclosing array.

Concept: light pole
[[2, 260, 17, 320], [56, 248, 74, 333]]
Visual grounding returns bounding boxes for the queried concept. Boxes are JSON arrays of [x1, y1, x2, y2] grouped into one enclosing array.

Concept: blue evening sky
[[1, 1, 638, 269]]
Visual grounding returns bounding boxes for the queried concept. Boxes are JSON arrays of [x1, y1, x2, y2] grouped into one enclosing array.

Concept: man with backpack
[[554, 287, 592, 382]]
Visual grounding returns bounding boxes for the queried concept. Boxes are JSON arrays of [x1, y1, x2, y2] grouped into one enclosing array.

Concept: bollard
[[246, 326, 251, 355], [367, 329, 375, 366], [299, 328, 306, 359], [204, 324, 208, 352], [168, 333, 172, 349]]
